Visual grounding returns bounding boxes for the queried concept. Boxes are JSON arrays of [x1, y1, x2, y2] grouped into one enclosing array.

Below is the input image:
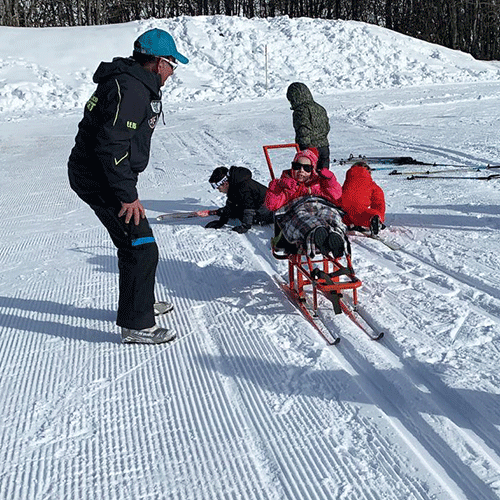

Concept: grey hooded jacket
[[287, 82, 330, 150]]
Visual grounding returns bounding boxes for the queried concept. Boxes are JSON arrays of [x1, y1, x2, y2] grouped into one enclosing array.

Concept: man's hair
[[132, 51, 158, 66]]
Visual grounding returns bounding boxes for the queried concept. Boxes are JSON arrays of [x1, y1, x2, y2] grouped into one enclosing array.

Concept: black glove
[[205, 219, 226, 229], [232, 225, 250, 234]]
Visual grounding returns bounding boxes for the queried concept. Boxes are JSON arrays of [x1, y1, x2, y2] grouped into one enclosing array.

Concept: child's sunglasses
[[291, 162, 313, 173]]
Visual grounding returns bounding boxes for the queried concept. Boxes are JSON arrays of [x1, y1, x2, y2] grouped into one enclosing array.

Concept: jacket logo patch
[[151, 100, 162, 114], [86, 94, 98, 112], [148, 116, 158, 129], [127, 121, 137, 130]]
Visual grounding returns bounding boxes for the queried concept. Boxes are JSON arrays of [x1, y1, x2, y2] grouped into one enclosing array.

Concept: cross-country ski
[[156, 209, 218, 220]]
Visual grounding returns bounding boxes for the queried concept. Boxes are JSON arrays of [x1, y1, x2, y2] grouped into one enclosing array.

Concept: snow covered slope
[[1, 16, 500, 500]]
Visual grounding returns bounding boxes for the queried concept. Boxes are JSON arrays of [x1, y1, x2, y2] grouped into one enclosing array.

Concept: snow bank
[[1, 15, 500, 117]]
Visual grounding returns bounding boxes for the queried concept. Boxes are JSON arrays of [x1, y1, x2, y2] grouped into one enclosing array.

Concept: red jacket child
[[340, 161, 385, 230]]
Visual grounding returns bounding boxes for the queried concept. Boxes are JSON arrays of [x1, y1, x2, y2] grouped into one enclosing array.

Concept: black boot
[[370, 215, 382, 235], [313, 227, 330, 255], [328, 232, 344, 258]]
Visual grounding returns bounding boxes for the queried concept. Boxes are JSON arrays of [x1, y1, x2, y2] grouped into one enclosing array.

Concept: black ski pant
[[73, 191, 158, 330], [317, 146, 330, 171]]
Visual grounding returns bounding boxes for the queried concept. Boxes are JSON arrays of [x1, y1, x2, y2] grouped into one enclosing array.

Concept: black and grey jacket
[[287, 82, 330, 150], [68, 57, 162, 203]]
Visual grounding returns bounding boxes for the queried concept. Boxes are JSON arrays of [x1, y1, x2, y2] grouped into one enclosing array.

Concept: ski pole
[[407, 174, 500, 181], [389, 165, 500, 176]]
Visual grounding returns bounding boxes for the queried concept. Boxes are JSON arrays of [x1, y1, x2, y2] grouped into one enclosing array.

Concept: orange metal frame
[[263, 143, 362, 315], [263, 143, 299, 180], [287, 253, 361, 314]]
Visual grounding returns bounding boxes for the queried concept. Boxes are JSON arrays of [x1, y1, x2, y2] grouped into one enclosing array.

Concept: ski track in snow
[[243, 229, 500, 500], [2, 81, 500, 499]]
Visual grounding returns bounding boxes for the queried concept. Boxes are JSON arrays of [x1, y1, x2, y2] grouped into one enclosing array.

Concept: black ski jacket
[[218, 166, 271, 227], [68, 57, 162, 204]]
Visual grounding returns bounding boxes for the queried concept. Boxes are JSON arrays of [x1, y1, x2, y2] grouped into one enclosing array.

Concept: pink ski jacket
[[265, 169, 342, 212]]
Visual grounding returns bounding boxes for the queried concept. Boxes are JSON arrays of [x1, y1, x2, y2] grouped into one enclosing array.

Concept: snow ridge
[[1, 16, 500, 118]]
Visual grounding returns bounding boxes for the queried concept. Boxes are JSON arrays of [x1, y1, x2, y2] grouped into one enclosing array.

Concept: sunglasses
[[291, 162, 313, 173], [211, 175, 228, 189], [159, 57, 178, 71]]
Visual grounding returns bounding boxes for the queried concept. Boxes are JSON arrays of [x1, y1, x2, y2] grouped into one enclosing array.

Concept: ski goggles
[[291, 162, 314, 173], [211, 175, 228, 189], [159, 57, 178, 71]]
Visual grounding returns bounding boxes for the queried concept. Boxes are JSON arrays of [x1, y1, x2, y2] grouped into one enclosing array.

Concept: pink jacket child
[[340, 161, 386, 234], [265, 149, 346, 258], [265, 150, 342, 211]]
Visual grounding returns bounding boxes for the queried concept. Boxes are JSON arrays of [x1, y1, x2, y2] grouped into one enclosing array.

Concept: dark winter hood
[[287, 82, 314, 109], [228, 166, 252, 184], [93, 57, 162, 98]]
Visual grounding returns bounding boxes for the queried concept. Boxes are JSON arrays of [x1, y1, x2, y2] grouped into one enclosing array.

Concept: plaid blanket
[[276, 196, 347, 257]]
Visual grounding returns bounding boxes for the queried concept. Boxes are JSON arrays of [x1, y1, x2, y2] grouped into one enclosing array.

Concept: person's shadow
[[0, 294, 116, 343]]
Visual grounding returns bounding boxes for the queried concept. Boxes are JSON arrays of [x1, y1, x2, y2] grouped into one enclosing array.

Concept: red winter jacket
[[340, 166, 385, 228], [265, 169, 342, 212]]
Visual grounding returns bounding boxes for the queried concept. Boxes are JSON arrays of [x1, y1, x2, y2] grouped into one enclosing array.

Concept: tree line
[[1, 0, 500, 60]]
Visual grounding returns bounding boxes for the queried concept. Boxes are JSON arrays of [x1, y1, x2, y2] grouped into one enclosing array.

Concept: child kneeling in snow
[[265, 148, 347, 258], [340, 161, 386, 235], [206, 165, 273, 233]]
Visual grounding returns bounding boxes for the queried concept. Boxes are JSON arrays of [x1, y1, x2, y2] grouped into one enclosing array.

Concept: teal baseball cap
[[134, 28, 189, 64]]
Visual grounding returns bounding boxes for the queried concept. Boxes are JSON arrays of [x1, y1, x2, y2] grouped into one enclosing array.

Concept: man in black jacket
[[68, 28, 188, 344], [205, 166, 273, 233]]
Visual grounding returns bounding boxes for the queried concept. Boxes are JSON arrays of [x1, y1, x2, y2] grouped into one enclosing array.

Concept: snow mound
[[0, 15, 499, 117]]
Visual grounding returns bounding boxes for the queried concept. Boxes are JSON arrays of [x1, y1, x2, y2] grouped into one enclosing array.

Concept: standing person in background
[[68, 28, 188, 344], [340, 161, 386, 235], [287, 82, 331, 171]]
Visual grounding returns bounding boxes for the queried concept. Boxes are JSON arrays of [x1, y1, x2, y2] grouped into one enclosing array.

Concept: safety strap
[[271, 228, 284, 248], [311, 268, 345, 314], [311, 267, 350, 283]]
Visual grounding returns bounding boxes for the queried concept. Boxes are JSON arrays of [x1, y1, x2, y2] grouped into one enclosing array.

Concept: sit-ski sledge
[[263, 144, 384, 345]]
